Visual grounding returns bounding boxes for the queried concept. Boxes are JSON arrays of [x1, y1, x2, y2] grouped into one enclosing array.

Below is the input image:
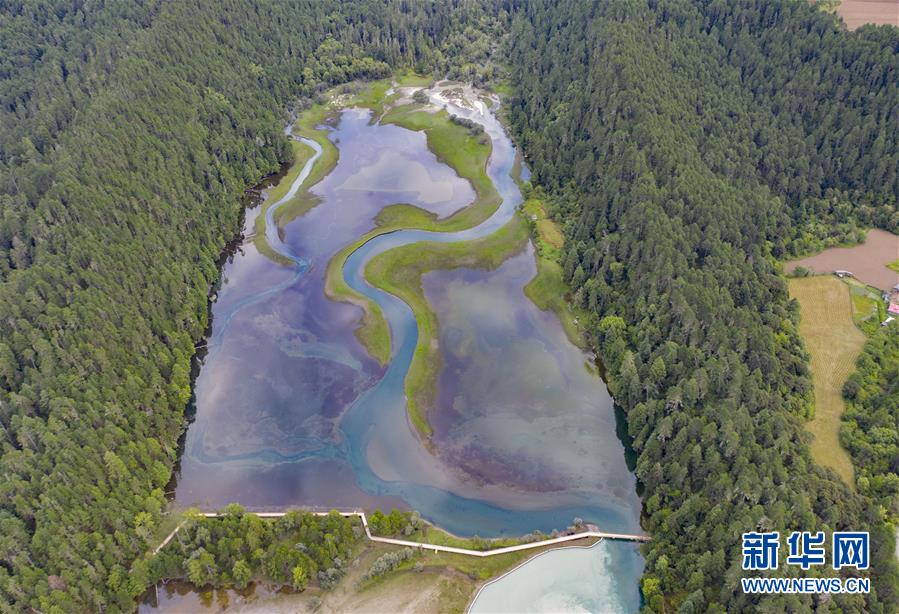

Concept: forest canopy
[[506, 0, 898, 610], [0, 0, 503, 610], [1, 0, 897, 611]]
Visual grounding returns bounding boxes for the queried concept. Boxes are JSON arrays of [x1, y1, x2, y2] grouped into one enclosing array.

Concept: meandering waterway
[[164, 84, 643, 610]]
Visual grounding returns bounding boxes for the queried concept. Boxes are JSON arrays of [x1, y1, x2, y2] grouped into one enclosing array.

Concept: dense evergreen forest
[[147, 508, 360, 592], [2, 0, 897, 611], [843, 325, 899, 518], [0, 0, 503, 610], [506, 0, 898, 610]]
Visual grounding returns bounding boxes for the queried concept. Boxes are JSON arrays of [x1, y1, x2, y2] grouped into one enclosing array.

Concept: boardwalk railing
[[153, 510, 649, 558]]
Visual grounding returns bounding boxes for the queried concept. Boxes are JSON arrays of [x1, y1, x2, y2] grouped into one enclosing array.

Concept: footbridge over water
[[153, 509, 650, 557]]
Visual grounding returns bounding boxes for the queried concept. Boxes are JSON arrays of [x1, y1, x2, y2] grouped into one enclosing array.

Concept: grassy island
[[324, 100, 500, 367], [364, 216, 528, 437]]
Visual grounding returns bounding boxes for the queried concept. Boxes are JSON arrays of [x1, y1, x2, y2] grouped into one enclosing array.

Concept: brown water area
[[786, 228, 899, 290], [837, 0, 899, 30]]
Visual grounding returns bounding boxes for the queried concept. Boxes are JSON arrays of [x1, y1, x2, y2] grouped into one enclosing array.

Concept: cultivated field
[[836, 0, 899, 30], [789, 276, 867, 486], [785, 228, 899, 291]]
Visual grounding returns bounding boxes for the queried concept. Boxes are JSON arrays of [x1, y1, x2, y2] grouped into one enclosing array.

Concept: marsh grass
[[521, 196, 589, 349], [364, 216, 529, 437], [325, 103, 500, 368]]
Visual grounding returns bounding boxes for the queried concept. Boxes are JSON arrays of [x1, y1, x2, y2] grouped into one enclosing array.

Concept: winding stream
[[337, 92, 640, 535], [165, 85, 643, 610]]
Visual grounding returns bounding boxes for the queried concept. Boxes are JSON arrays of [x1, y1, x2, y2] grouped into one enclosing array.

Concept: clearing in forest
[[785, 228, 899, 291], [789, 276, 867, 487], [836, 0, 899, 30]]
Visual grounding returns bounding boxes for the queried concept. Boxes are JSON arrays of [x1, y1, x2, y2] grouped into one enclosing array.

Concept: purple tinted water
[[161, 88, 644, 612]]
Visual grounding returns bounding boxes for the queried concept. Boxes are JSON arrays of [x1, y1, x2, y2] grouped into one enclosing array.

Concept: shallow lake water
[[175, 107, 473, 511], [469, 540, 644, 614], [425, 245, 639, 509], [160, 89, 644, 611]]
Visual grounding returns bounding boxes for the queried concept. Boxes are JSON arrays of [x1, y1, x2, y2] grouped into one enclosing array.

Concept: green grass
[[889, 259, 899, 273], [381, 106, 500, 225], [524, 257, 586, 349], [522, 197, 562, 258], [394, 71, 434, 87], [251, 102, 339, 261], [490, 80, 514, 98], [325, 103, 500, 367], [849, 283, 880, 320], [325, 235, 393, 366], [267, 139, 315, 204], [252, 79, 402, 263], [789, 276, 866, 487], [364, 216, 529, 438], [254, 73, 458, 264], [250, 139, 316, 264], [343, 79, 396, 118], [845, 277, 887, 336], [521, 196, 588, 349], [402, 524, 527, 551], [851, 291, 878, 321]]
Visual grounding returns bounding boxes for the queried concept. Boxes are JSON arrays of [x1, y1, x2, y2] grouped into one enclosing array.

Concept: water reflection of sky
[[175, 108, 472, 511], [157, 95, 644, 614], [470, 540, 644, 614], [175, 100, 640, 538], [425, 244, 640, 510]]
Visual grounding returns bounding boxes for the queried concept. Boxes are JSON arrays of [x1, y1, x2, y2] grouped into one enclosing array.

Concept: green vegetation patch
[[364, 216, 529, 437], [395, 71, 435, 87], [146, 506, 361, 592], [325, 232, 393, 366], [367, 508, 530, 551], [490, 79, 514, 98], [846, 278, 885, 334], [326, 102, 501, 365], [251, 102, 340, 262], [521, 193, 587, 349], [789, 276, 867, 486], [524, 257, 586, 349], [251, 138, 317, 264], [253, 78, 405, 264], [381, 105, 500, 227], [342, 78, 397, 119]]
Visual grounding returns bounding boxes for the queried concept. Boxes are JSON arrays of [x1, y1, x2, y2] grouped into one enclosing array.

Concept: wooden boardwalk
[[153, 510, 649, 558]]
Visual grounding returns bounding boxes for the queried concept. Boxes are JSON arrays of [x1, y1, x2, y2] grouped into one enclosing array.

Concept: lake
[[469, 540, 644, 614], [157, 86, 643, 611]]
